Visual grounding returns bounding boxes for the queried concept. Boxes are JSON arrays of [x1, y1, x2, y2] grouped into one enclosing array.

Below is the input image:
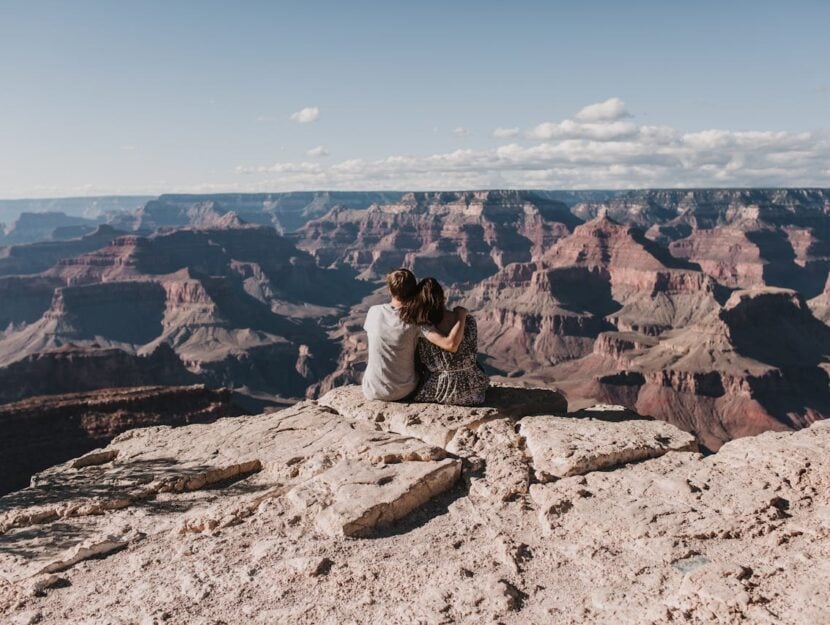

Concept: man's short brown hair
[[386, 268, 417, 300]]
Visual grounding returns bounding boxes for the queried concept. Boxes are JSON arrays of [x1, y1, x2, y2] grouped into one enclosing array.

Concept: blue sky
[[0, 0, 828, 197]]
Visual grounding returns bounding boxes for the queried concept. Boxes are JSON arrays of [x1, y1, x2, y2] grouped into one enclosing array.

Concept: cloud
[[492, 127, 520, 139], [290, 106, 320, 124], [306, 145, 329, 158], [527, 120, 639, 141], [234, 98, 830, 190], [452, 127, 471, 137], [119, 145, 136, 151], [573, 97, 630, 122]]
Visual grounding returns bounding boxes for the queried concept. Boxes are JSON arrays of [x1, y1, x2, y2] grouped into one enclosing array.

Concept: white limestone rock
[[318, 384, 567, 449], [520, 414, 698, 480]]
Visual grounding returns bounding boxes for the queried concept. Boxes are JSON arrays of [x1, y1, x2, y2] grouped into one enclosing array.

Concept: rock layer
[[0, 384, 245, 496], [297, 190, 578, 283], [1, 188, 828, 454]]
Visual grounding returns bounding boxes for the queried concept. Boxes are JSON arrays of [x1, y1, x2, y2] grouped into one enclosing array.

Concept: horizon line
[[2, 186, 830, 203]]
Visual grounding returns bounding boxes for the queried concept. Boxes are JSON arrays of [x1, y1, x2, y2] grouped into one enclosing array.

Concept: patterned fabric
[[412, 315, 489, 406]]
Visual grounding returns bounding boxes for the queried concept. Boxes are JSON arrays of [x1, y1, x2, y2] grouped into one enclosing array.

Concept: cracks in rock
[[179, 482, 290, 534]]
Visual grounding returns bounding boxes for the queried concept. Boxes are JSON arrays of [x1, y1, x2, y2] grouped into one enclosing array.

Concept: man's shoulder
[[366, 303, 389, 321], [365, 303, 393, 330]]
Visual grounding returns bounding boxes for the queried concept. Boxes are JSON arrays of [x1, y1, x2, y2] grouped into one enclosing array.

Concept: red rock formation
[[668, 228, 766, 289], [466, 216, 721, 373], [669, 225, 830, 296], [0, 224, 367, 403], [0, 343, 196, 403], [0, 224, 125, 277], [127, 191, 400, 233], [297, 190, 577, 284], [0, 281, 168, 366], [1, 189, 828, 452], [809, 274, 830, 323], [572, 188, 830, 231], [0, 275, 63, 332], [0, 211, 99, 245], [0, 384, 245, 495], [561, 288, 830, 450]]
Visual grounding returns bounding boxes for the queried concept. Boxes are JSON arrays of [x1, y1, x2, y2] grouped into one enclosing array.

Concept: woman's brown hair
[[400, 277, 445, 326]]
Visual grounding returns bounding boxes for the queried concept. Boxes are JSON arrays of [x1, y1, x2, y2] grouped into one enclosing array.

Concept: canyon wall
[[0, 188, 827, 451]]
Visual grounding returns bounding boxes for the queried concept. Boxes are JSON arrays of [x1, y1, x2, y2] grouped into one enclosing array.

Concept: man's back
[[362, 303, 421, 401]]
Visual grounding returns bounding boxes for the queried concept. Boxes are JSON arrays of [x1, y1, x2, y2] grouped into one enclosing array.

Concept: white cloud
[[492, 127, 520, 139], [290, 106, 320, 124], [452, 127, 471, 137], [306, 145, 329, 158], [119, 145, 136, 151], [527, 119, 639, 141], [234, 98, 830, 191], [573, 97, 630, 122]]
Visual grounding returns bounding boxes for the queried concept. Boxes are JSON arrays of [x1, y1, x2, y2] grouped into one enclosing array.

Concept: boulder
[[0, 400, 458, 581], [317, 384, 567, 449], [520, 414, 698, 480], [288, 458, 461, 537]]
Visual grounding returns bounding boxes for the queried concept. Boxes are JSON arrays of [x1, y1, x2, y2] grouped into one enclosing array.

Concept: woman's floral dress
[[412, 315, 489, 406]]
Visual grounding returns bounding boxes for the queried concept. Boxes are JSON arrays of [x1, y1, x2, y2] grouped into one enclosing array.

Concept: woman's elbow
[[446, 341, 462, 353], [436, 339, 459, 353]]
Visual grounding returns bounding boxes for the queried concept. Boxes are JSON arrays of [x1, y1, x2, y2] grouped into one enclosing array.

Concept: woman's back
[[413, 314, 488, 406]]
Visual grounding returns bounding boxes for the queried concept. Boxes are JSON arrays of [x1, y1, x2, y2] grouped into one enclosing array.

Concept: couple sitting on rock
[[362, 268, 489, 406]]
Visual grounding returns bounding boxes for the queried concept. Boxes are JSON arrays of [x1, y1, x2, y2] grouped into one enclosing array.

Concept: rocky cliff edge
[[1, 385, 828, 625]]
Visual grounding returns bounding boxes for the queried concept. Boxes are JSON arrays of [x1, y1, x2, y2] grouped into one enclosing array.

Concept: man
[[362, 268, 467, 401]]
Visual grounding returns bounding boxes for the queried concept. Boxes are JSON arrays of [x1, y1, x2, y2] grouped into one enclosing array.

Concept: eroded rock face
[[0, 225, 370, 402], [296, 190, 578, 283], [571, 188, 830, 231], [809, 274, 830, 323], [1, 189, 828, 454], [289, 458, 461, 538], [129, 192, 400, 234], [0, 225, 126, 277], [0, 389, 828, 624], [0, 383, 243, 496], [466, 216, 721, 374], [543, 286, 830, 451]]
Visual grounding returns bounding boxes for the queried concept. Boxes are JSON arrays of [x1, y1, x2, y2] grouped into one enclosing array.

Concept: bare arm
[[423, 307, 467, 353]]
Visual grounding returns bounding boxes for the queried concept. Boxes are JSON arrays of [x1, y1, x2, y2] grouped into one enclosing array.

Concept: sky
[[0, 0, 828, 198]]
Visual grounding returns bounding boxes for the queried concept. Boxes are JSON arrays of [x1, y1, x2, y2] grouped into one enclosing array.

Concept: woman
[[401, 277, 489, 406]]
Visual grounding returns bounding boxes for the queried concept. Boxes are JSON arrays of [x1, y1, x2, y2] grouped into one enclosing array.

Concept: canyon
[[0, 385, 243, 495], [1, 188, 828, 623], [0, 188, 828, 485]]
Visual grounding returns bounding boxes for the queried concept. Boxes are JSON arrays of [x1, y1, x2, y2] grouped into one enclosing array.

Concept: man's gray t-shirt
[[362, 303, 430, 401]]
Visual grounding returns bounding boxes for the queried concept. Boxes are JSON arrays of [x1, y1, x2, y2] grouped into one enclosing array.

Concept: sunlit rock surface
[[1, 387, 828, 624]]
